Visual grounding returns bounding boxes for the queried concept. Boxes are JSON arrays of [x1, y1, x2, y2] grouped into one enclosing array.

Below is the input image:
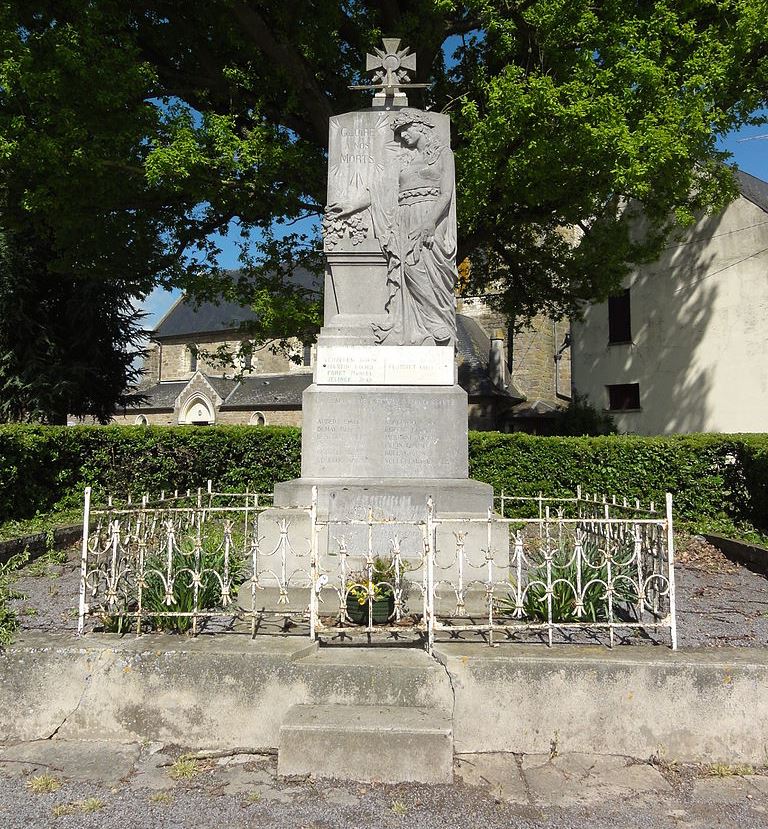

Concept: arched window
[[187, 344, 198, 372], [134, 415, 148, 426], [249, 411, 266, 426], [302, 343, 313, 367]]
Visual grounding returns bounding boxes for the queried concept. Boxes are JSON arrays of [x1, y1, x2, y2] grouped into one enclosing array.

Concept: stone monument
[[252, 40, 504, 589]]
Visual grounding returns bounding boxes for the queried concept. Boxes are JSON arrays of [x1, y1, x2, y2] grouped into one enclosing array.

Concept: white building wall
[[572, 196, 768, 434]]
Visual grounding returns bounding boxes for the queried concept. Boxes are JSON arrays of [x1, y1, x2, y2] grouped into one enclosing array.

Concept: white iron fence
[[78, 484, 676, 649]]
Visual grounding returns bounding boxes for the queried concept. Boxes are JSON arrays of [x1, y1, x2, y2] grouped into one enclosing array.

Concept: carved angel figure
[[326, 108, 458, 346]]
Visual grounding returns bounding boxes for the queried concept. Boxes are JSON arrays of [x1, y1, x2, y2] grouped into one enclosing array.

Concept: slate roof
[[126, 381, 186, 410], [456, 315, 524, 402], [220, 373, 313, 408], [153, 266, 321, 339], [736, 169, 768, 214]]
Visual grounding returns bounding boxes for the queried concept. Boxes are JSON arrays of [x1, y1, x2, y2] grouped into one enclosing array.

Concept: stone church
[[112, 270, 571, 431]]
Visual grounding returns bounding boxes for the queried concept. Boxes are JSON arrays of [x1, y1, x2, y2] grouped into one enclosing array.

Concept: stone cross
[[348, 38, 429, 106]]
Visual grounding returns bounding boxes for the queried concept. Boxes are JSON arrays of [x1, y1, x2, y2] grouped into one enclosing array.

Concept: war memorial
[[0, 42, 766, 809]]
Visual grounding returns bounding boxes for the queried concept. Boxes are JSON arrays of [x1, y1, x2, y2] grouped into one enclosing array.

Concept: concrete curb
[[704, 533, 768, 577], [1, 633, 766, 765], [0, 524, 82, 566]]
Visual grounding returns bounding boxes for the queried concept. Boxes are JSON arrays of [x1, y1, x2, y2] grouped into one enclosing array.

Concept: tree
[[1, 1, 766, 411], [0, 223, 146, 423]]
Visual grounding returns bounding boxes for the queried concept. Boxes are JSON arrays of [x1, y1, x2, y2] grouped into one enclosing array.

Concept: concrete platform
[[2, 633, 768, 767], [278, 703, 453, 783]]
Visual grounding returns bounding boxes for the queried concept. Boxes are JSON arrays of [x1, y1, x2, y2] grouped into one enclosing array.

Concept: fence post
[[309, 486, 318, 642], [77, 486, 92, 635], [426, 496, 435, 655], [666, 492, 678, 650]]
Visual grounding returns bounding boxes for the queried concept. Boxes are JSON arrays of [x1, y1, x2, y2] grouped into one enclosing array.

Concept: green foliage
[[141, 543, 243, 634], [346, 557, 405, 605], [550, 394, 617, 436], [497, 535, 638, 623], [1, 0, 766, 367], [0, 224, 147, 424], [1, 426, 768, 544], [0, 549, 28, 648]]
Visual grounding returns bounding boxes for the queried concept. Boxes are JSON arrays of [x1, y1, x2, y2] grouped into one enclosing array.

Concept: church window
[[240, 341, 253, 371], [302, 343, 312, 367], [249, 411, 267, 426], [187, 344, 198, 372]]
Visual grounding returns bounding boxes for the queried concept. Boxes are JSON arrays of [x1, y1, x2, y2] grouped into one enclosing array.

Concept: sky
[[139, 112, 768, 331]]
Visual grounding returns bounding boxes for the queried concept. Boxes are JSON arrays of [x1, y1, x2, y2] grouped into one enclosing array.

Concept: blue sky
[[139, 114, 768, 330]]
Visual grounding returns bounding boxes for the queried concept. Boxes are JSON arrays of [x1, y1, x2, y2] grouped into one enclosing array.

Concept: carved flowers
[[322, 209, 369, 250]]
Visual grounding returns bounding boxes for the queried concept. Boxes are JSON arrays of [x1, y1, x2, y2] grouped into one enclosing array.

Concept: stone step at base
[[278, 703, 453, 784]]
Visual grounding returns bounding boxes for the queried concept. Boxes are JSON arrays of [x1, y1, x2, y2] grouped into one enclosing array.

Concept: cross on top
[[366, 38, 417, 91], [348, 38, 430, 102]]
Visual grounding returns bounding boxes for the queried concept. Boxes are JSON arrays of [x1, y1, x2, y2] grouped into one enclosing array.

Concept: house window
[[187, 344, 198, 372], [607, 383, 640, 411], [302, 343, 312, 367], [608, 289, 632, 343]]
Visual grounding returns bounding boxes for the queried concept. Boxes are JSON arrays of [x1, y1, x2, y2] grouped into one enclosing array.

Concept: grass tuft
[[26, 774, 62, 793], [707, 763, 754, 777], [168, 757, 202, 780], [391, 799, 408, 817]]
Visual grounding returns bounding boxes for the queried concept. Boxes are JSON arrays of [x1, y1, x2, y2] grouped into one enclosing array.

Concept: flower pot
[[345, 593, 394, 625]]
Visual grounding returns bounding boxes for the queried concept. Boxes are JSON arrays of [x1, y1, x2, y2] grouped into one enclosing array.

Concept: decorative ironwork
[[78, 485, 676, 650]]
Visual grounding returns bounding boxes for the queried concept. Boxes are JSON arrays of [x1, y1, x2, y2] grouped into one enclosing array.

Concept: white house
[[572, 169, 768, 434]]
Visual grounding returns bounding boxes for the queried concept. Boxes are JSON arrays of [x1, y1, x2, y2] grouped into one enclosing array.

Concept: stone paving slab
[[0, 740, 140, 785], [0, 740, 767, 829]]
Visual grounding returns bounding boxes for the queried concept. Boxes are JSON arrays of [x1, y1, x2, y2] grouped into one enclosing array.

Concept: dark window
[[607, 383, 640, 411], [187, 344, 197, 372], [608, 289, 632, 343], [303, 343, 312, 366]]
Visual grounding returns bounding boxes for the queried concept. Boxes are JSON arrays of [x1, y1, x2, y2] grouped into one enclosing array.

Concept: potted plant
[[345, 557, 406, 625]]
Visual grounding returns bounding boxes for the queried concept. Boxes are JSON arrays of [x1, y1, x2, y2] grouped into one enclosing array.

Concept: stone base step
[[278, 703, 453, 783]]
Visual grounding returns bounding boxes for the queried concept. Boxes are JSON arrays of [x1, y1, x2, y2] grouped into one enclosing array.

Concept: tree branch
[[229, 1, 335, 147]]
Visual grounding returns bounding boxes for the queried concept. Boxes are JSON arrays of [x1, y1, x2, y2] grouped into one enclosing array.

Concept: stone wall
[[155, 335, 308, 383], [112, 408, 303, 427], [510, 315, 571, 403], [458, 298, 571, 405]]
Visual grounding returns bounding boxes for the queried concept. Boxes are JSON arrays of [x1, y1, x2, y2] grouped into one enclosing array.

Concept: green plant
[[391, 799, 408, 817], [168, 757, 203, 780], [0, 550, 29, 648], [346, 557, 407, 605], [79, 798, 105, 813], [707, 763, 754, 778], [497, 535, 639, 623], [149, 791, 173, 805], [25, 774, 61, 793], [141, 534, 245, 634]]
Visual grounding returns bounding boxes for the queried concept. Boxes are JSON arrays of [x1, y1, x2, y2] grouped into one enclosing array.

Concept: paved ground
[[0, 739, 766, 829]]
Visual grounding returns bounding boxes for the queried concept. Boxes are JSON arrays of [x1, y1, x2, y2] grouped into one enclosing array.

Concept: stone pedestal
[[243, 98, 507, 614]]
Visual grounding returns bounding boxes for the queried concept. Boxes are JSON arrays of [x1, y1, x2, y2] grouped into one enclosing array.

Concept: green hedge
[[0, 426, 766, 541]]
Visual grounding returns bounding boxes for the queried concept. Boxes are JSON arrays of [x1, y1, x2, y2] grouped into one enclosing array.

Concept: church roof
[[736, 169, 768, 214], [220, 373, 313, 408], [130, 381, 187, 410], [153, 266, 321, 339]]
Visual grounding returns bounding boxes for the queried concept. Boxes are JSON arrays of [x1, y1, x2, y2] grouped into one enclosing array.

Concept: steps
[[278, 703, 453, 783]]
